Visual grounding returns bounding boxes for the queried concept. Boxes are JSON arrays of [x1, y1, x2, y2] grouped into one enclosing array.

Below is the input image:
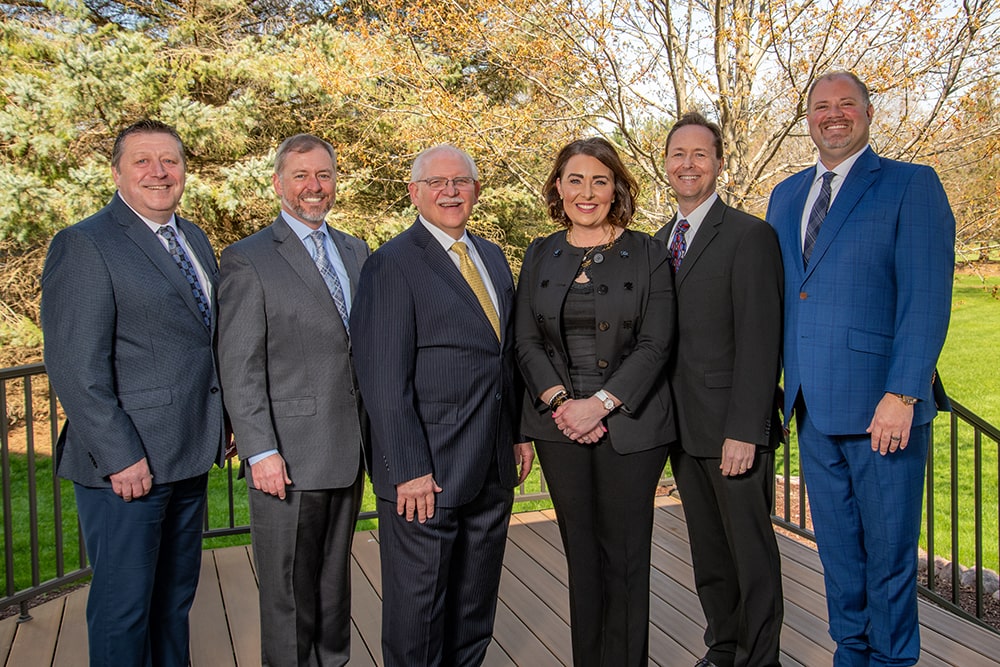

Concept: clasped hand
[[553, 398, 607, 444]]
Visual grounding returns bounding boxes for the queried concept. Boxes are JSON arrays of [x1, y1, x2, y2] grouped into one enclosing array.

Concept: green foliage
[[0, 314, 43, 348], [923, 274, 1000, 570]]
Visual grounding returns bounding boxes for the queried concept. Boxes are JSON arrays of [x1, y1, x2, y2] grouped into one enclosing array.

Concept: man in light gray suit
[[41, 119, 226, 666], [217, 134, 369, 667]]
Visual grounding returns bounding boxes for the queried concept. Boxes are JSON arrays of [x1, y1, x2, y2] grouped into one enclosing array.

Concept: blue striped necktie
[[158, 226, 211, 328], [803, 171, 835, 267], [308, 231, 351, 333]]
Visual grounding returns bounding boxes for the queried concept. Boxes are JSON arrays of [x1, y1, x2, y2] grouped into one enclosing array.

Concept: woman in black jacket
[[515, 137, 677, 667]]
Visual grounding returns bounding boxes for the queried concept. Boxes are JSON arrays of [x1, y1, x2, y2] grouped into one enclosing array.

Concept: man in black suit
[[217, 134, 370, 666], [40, 120, 225, 666], [653, 113, 784, 667], [351, 144, 534, 667]]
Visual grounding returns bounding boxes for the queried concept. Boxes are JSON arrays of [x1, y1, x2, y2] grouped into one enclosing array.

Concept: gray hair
[[410, 144, 479, 183]]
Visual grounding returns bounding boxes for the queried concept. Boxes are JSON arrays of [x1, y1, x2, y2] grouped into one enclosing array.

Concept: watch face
[[603, 398, 614, 410]]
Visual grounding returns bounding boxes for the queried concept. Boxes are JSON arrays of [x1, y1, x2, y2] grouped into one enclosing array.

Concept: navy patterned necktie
[[803, 171, 835, 267], [308, 231, 351, 333], [158, 225, 211, 328], [669, 219, 690, 272]]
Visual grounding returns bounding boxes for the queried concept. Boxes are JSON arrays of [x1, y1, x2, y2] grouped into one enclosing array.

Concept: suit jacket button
[[597, 359, 609, 369], [210, 386, 219, 393], [598, 321, 610, 331], [495, 392, 502, 401], [800, 291, 808, 299], [597, 284, 608, 295]]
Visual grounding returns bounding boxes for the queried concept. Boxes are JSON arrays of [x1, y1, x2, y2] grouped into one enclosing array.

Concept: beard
[[285, 195, 332, 225]]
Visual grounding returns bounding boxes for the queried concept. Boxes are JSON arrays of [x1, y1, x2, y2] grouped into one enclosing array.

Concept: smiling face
[[272, 147, 337, 229], [807, 75, 874, 168], [665, 124, 722, 216], [408, 148, 480, 240], [556, 154, 615, 230], [111, 132, 186, 224]]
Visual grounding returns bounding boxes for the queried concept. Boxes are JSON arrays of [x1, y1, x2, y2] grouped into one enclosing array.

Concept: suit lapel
[[804, 148, 880, 278], [674, 199, 724, 287], [329, 225, 364, 294], [780, 171, 813, 284], [176, 217, 217, 283], [115, 196, 210, 330], [272, 217, 342, 322], [410, 220, 500, 344]]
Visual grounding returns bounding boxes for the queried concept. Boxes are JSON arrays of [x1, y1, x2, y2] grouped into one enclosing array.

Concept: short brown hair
[[542, 137, 639, 229], [808, 71, 871, 108], [665, 112, 724, 160], [111, 120, 185, 169], [274, 134, 336, 175]]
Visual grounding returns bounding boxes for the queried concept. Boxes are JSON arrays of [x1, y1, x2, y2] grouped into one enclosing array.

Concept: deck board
[[3, 497, 999, 666], [6, 593, 60, 666], [189, 553, 237, 667], [51, 588, 88, 667]]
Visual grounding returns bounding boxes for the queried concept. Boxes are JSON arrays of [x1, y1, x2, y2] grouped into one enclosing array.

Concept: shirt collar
[[816, 144, 869, 183], [118, 192, 178, 234], [677, 192, 718, 228], [419, 215, 472, 253], [281, 209, 328, 242]]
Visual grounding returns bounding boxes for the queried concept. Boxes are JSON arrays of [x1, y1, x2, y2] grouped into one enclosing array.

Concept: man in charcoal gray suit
[[217, 134, 369, 667]]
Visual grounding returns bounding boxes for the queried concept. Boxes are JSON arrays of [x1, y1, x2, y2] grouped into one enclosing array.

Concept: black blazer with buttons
[[515, 229, 677, 452]]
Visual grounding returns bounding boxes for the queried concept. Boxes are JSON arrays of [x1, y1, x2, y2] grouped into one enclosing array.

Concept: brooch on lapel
[[619, 250, 629, 258], [553, 248, 562, 257]]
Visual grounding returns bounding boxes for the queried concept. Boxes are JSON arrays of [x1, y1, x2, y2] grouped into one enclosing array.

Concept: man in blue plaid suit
[[766, 72, 955, 667]]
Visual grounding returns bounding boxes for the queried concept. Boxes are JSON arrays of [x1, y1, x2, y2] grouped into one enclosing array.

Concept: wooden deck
[[2, 497, 998, 666]]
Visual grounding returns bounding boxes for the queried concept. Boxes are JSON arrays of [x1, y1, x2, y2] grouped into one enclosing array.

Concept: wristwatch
[[893, 393, 919, 406], [594, 389, 615, 412]]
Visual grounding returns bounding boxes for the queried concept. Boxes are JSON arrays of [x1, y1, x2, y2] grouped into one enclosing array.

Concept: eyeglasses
[[414, 177, 477, 191]]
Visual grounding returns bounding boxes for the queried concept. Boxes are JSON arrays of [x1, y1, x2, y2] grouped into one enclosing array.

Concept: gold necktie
[[451, 241, 501, 340]]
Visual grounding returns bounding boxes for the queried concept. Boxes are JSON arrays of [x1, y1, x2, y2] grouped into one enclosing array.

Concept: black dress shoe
[[694, 659, 719, 667]]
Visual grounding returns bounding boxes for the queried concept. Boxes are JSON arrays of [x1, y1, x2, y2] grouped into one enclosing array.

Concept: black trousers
[[670, 448, 783, 667], [378, 469, 514, 667], [535, 437, 668, 667]]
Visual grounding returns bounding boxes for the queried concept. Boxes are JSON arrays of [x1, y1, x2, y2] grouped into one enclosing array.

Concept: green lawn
[[926, 273, 1000, 571]]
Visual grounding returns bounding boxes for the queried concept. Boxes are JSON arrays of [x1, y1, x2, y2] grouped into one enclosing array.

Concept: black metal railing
[[0, 362, 553, 620], [4, 361, 997, 632], [772, 398, 1000, 634]]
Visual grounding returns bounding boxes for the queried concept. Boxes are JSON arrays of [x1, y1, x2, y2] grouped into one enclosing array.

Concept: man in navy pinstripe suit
[[41, 120, 225, 666], [352, 145, 533, 667]]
